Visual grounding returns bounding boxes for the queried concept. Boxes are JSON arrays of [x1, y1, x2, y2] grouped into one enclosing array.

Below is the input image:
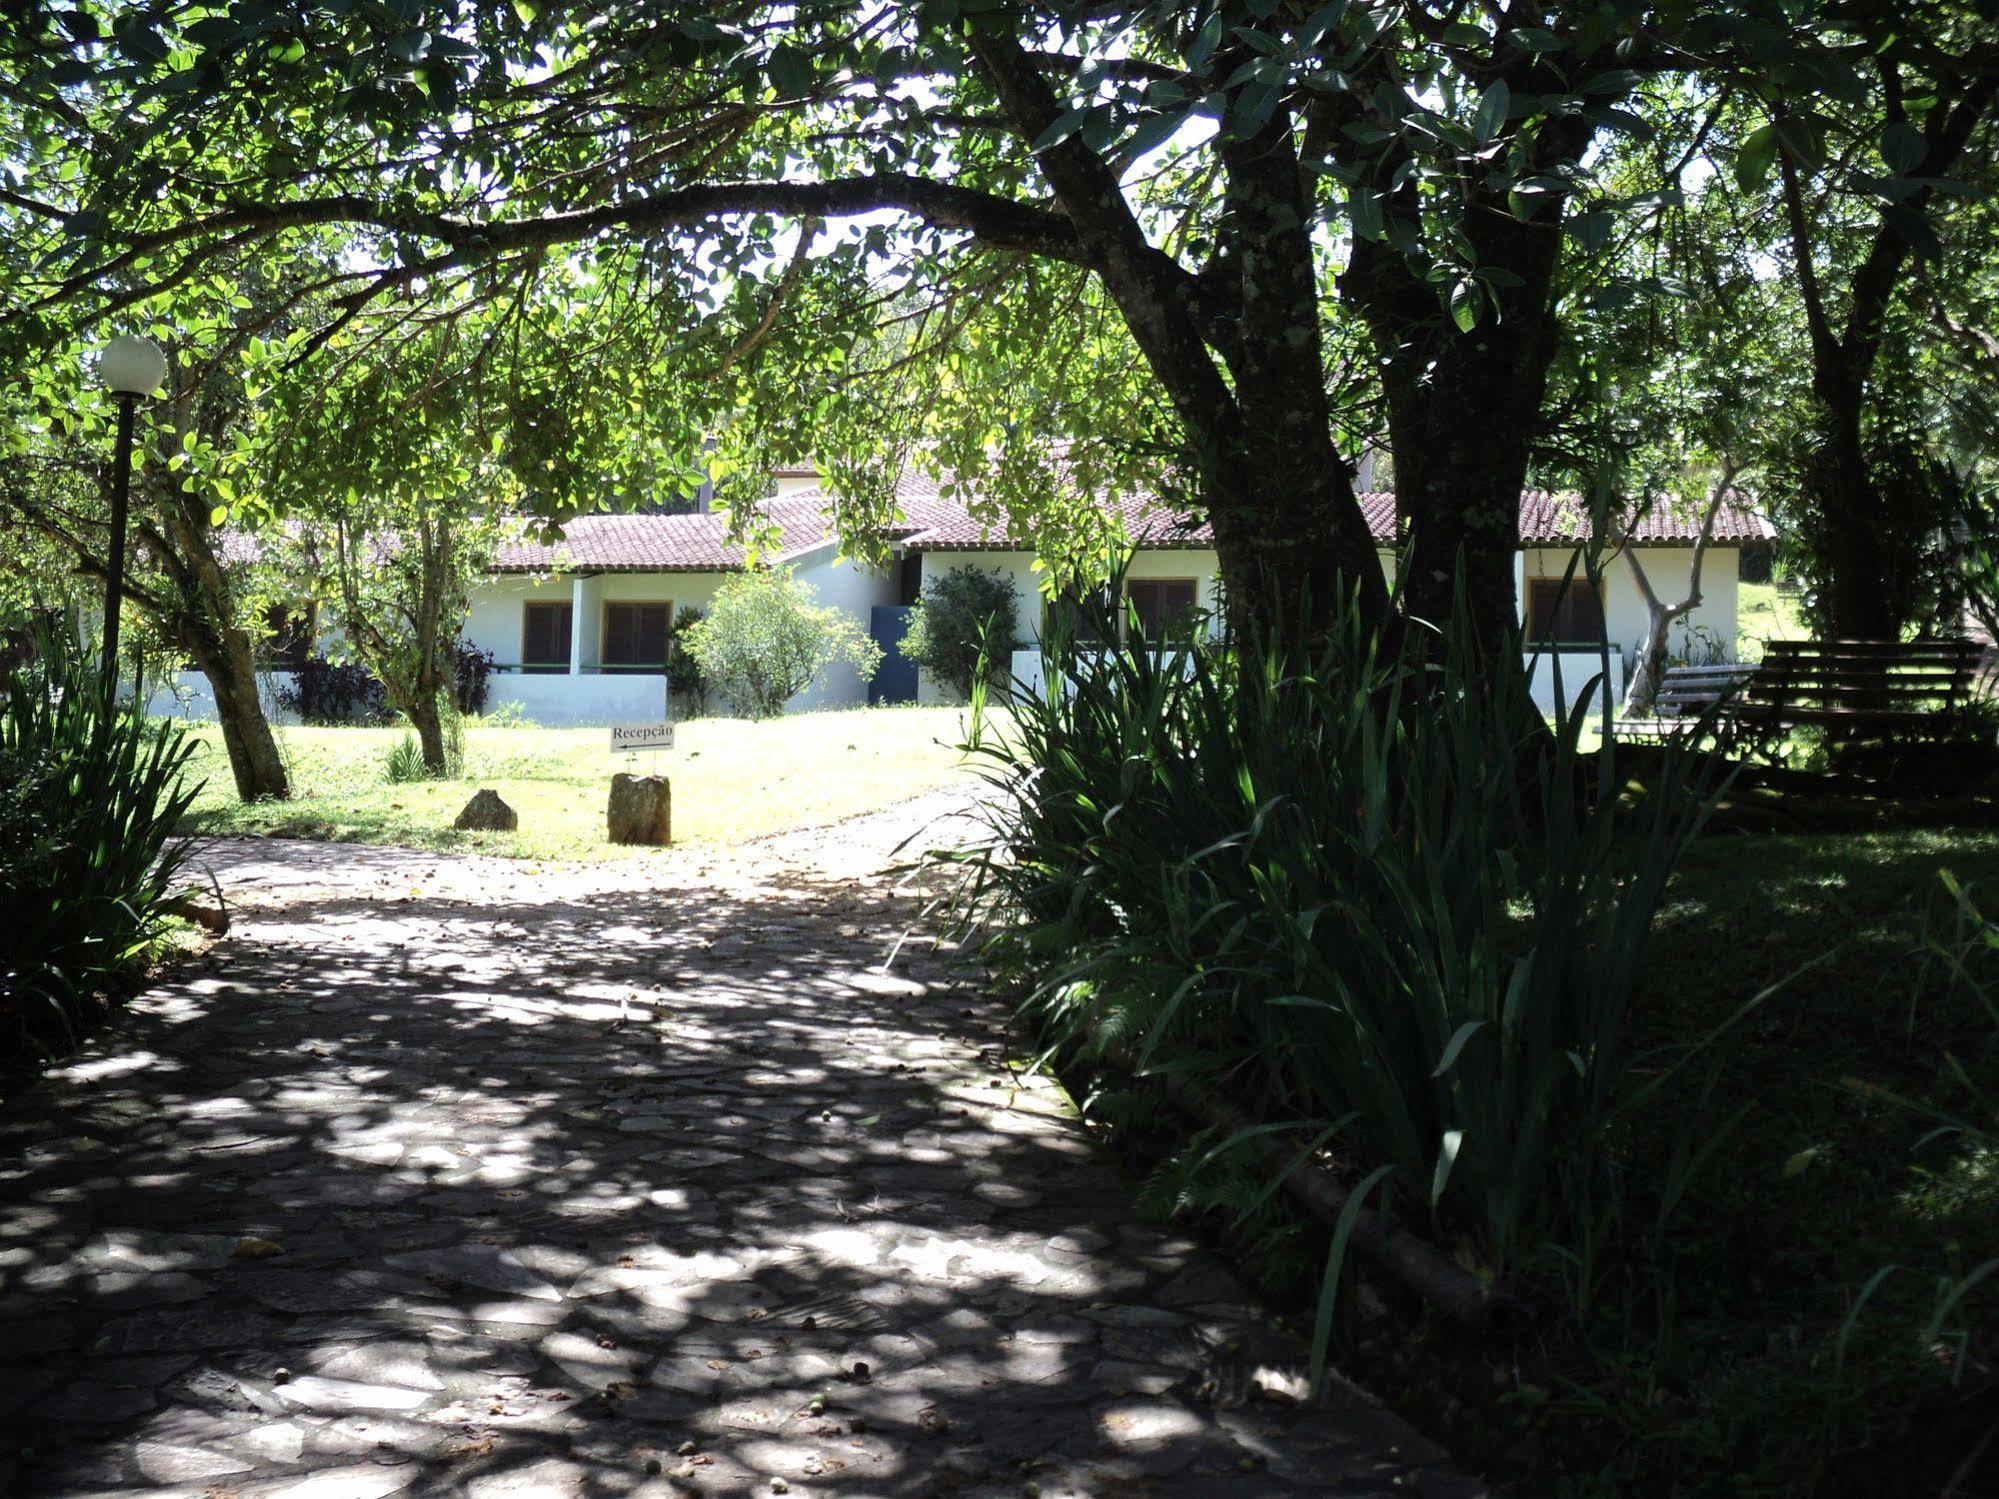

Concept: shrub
[[1, 630, 198, 1064], [279, 640, 492, 723], [278, 654, 389, 725], [682, 569, 882, 719], [939, 577, 1718, 1372], [479, 699, 534, 728], [901, 566, 1020, 700], [454, 643, 495, 715], [666, 605, 709, 712]]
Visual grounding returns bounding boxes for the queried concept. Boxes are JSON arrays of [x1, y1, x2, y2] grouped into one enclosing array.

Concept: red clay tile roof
[[886, 483, 1765, 552], [893, 490, 1214, 550], [489, 499, 839, 574], [1513, 490, 1771, 546], [459, 475, 1772, 574]]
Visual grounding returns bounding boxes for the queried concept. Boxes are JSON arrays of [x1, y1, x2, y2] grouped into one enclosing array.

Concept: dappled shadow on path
[[0, 807, 1477, 1498]]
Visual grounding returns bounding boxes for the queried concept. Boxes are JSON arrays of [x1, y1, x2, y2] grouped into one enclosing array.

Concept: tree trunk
[[1622, 560, 1687, 720], [1203, 450, 1388, 642], [1621, 470, 1735, 717], [1811, 416, 1900, 640], [158, 509, 292, 802], [1771, 71, 1998, 642], [1386, 348, 1538, 648], [1349, 199, 1571, 656], [187, 624, 290, 801], [1335, 92, 1589, 658], [967, 26, 1390, 648], [407, 688, 449, 776], [1205, 100, 1393, 642]]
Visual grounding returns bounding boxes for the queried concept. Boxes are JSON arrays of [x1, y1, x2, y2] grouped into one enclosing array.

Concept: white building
[[150, 470, 1768, 724]]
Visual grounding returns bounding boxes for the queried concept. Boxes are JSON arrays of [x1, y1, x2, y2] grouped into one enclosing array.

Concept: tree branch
[[964, 20, 1237, 445]]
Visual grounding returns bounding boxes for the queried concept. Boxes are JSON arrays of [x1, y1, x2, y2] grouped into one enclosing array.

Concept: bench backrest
[[1746, 639, 1986, 715], [1655, 664, 1760, 718]]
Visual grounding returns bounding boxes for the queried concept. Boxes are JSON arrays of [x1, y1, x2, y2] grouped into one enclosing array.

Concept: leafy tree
[[256, 324, 514, 776], [1729, 7, 1998, 637], [0, 0, 1874, 665], [902, 566, 1021, 701], [683, 569, 882, 720], [2, 328, 294, 801]]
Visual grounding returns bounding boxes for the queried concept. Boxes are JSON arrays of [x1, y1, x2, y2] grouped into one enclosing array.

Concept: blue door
[[869, 605, 918, 705]]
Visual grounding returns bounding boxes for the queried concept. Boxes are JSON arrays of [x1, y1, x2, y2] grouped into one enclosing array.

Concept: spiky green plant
[[1, 628, 199, 1062], [942, 568, 1721, 1346]]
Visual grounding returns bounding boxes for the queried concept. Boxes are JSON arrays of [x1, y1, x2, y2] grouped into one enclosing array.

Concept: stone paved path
[[0, 792, 1488, 1498]]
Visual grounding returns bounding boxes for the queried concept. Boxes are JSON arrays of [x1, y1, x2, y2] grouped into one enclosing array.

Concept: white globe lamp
[[100, 333, 167, 396]]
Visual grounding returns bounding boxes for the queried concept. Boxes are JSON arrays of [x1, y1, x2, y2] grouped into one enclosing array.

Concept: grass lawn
[[1537, 822, 1999, 1494], [1736, 579, 1811, 660], [179, 706, 979, 859]]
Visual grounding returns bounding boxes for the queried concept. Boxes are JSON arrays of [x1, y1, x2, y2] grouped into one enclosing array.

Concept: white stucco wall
[[951, 542, 1732, 717], [148, 541, 1740, 728], [463, 575, 573, 668], [910, 548, 1225, 703], [459, 547, 896, 721], [1520, 546, 1740, 670], [787, 547, 900, 711]]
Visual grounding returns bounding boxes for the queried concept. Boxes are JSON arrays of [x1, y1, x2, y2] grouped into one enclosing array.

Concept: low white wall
[[145, 671, 300, 726], [1528, 649, 1624, 723], [485, 672, 670, 727]]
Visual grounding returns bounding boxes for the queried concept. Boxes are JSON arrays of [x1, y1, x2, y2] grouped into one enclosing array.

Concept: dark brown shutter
[[1126, 579, 1197, 638], [523, 602, 572, 667], [1527, 579, 1603, 645], [637, 605, 670, 666], [604, 604, 634, 665], [603, 603, 670, 667]]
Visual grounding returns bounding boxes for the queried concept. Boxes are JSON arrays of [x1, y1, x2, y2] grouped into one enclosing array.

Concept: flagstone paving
[[0, 790, 1488, 1497]]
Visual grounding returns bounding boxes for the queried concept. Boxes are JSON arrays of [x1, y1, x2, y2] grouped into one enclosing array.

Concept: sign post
[[610, 722, 675, 754], [607, 720, 674, 845]]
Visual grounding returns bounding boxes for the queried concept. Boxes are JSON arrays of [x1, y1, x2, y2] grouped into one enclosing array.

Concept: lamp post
[[97, 334, 167, 696]]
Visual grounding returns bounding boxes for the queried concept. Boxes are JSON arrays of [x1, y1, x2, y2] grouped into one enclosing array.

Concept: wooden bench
[[1617, 663, 1760, 740], [1737, 639, 1988, 731]]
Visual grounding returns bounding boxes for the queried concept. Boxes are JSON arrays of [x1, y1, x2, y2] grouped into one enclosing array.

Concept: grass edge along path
[[174, 706, 978, 860]]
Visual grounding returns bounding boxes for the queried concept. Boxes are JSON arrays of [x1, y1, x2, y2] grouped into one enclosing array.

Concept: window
[[1125, 578, 1199, 639], [1046, 584, 1114, 643], [602, 601, 672, 670], [522, 601, 573, 671], [1525, 577, 1606, 646]]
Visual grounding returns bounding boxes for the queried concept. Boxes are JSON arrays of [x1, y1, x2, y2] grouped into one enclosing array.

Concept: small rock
[[169, 897, 230, 934], [233, 1236, 285, 1259], [454, 789, 519, 832]]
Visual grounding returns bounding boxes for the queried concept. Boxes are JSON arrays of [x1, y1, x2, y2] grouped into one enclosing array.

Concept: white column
[[569, 575, 587, 676]]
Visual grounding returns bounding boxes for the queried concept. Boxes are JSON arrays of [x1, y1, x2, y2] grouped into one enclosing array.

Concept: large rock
[[453, 789, 518, 832], [607, 773, 671, 846]]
